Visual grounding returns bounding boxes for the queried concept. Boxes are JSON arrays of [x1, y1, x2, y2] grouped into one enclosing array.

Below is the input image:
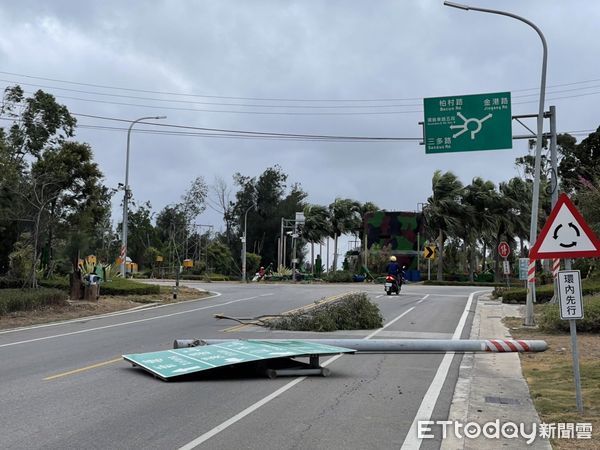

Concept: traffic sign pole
[[570, 318, 584, 414]]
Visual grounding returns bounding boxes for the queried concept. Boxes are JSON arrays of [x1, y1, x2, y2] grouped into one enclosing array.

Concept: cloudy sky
[[1, 0, 599, 253]]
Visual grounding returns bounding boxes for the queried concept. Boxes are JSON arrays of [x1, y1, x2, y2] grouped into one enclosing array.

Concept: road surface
[[0, 282, 489, 449]]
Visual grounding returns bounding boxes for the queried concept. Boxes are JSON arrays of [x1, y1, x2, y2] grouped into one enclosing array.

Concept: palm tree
[[500, 177, 531, 255], [328, 198, 361, 271], [302, 204, 331, 273], [488, 185, 517, 281], [462, 177, 497, 281], [424, 170, 464, 281], [351, 201, 379, 270]]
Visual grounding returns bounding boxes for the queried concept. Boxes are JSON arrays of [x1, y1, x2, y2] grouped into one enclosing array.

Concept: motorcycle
[[384, 275, 401, 295]]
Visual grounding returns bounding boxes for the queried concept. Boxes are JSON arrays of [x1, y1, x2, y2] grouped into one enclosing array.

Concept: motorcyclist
[[385, 256, 402, 286]]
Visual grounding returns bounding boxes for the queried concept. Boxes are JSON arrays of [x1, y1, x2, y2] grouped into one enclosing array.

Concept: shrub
[[0, 277, 24, 289], [500, 280, 600, 304], [0, 288, 67, 315], [39, 278, 69, 290], [538, 296, 600, 333], [324, 270, 354, 283], [269, 292, 383, 332], [100, 278, 160, 295]]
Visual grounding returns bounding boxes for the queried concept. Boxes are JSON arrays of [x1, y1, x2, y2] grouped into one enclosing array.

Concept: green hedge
[[0, 288, 67, 315], [499, 280, 600, 304], [39, 277, 160, 296], [423, 280, 504, 287], [99, 279, 160, 295], [539, 296, 600, 333]]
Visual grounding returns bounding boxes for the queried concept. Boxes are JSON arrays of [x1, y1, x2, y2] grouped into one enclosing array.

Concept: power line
[[1, 114, 594, 141], [0, 114, 421, 141], [3, 69, 600, 103]]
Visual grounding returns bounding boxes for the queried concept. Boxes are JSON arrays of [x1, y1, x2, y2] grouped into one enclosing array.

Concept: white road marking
[[400, 290, 489, 450], [0, 295, 265, 348], [177, 296, 427, 450], [0, 291, 223, 335]]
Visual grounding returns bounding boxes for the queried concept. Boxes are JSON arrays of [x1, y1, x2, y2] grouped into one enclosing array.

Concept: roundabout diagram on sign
[[450, 112, 493, 140]]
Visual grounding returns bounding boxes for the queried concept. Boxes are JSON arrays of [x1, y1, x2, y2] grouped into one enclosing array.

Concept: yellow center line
[[44, 357, 123, 381]]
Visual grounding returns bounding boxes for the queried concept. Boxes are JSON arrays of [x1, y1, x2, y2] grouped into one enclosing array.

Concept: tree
[[328, 198, 361, 271], [559, 128, 600, 194], [461, 177, 495, 280], [180, 176, 208, 224], [207, 176, 234, 246], [230, 166, 306, 268], [302, 204, 331, 273], [155, 205, 188, 270], [424, 170, 464, 281], [31, 141, 109, 273], [125, 201, 158, 268], [353, 201, 379, 269], [1, 86, 76, 162]]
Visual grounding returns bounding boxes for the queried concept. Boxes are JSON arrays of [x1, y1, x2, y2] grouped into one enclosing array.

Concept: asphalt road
[[0, 282, 490, 450]]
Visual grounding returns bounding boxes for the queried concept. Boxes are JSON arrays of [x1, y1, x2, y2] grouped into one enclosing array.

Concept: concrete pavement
[[441, 295, 552, 449]]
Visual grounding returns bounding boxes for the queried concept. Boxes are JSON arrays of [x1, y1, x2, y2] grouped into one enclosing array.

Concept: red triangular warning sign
[[530, 193, 600, 259]]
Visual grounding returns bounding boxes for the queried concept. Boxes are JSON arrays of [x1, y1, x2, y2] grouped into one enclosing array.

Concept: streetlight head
[[155, 116, 167, 120], [444, 1, 470, 10]]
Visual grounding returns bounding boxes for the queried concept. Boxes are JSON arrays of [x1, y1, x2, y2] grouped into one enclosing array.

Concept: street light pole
[[121, 115, 166, 277], [444, 2, 548, 326], [241, 203, 256, 282]]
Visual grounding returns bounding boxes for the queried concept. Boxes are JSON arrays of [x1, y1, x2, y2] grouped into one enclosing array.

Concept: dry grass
[[505, 316, 600, 449], [0, 286, 209, 330]]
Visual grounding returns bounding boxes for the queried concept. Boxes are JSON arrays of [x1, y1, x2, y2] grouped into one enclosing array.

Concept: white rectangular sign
[[518, 258, 528, 280], [502, 260, 510, 275], [557, 270, 584, 320]]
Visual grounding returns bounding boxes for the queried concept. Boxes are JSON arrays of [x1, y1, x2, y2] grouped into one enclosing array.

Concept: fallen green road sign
[[123, 340, 355, 380]]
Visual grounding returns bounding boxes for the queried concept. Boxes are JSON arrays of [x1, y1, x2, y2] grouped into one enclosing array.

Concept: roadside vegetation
[[504, 292, 600, 449], [1, 85, 600, 331], [269, 292, 383, 332]]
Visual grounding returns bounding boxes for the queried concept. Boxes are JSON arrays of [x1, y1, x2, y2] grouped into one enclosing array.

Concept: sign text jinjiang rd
[[424, 92, 512, 154]]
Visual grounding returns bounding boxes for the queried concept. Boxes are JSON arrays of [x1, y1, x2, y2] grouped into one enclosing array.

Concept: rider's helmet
[[390, 256, 397, 262]]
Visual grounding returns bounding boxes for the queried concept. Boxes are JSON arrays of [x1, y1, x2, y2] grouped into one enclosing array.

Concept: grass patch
[[506, 304, 600, 448], [269, 292, 383, 332], [0, 288, 67, 315]]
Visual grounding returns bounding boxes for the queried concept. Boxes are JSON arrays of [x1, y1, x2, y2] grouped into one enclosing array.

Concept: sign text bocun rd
[[424, 92, 512, 154]]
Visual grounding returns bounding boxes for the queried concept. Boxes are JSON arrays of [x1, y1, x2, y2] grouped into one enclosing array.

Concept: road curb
[[441, 294, 552, 449]]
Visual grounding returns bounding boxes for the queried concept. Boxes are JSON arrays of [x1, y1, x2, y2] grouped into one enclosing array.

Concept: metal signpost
[[530, 194, 600, 414], [498, 241, 511, 287], [423, 92, 512, 154], [557, 270, 584, 414], [423, 245, 436, 281]]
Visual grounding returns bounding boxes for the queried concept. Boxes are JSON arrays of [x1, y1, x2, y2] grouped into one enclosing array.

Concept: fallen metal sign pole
[[175, 338, 548, 353], [125, 338, 548, 381]]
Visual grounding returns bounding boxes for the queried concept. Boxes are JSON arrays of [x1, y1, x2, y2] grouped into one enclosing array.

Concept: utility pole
[[444, 1, 548, 327]]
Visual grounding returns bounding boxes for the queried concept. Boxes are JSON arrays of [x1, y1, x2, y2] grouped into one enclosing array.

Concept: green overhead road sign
[[424, 92, 512, 154], [123, 340, 355, 380]]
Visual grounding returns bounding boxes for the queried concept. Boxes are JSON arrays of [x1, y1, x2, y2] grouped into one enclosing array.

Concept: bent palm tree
[[328, 198, 361, 271], [425, 170, 464, 281]]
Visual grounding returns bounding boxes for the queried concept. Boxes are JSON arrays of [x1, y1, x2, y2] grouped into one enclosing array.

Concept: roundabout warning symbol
[[530, 193, 600, 259]]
